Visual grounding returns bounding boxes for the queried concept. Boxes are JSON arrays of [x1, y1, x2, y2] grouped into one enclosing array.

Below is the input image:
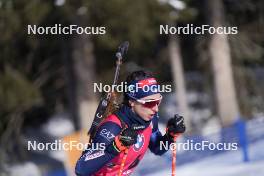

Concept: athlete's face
[[130, 93, 162, 121]]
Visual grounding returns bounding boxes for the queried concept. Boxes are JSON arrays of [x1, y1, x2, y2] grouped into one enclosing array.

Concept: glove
[[113, 124, 145, 152], [166, 114, 186, 138]]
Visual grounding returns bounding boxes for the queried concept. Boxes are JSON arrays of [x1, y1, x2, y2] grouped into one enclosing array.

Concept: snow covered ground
[[134, 139, 264, 176]]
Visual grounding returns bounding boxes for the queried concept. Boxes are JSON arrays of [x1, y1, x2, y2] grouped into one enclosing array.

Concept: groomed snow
[[134, 140, 264, 176]]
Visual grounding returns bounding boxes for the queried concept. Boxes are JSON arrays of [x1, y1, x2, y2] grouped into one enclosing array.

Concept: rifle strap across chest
[[114, 112, 127, 130]]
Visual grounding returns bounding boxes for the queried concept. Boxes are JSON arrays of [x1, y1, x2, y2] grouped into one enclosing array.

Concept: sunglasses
[[136, 95, 162, 108]]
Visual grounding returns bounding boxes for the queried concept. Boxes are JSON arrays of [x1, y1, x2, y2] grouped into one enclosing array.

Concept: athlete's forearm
[[148, 130, 173, 155], [75, 121, 121, 175]]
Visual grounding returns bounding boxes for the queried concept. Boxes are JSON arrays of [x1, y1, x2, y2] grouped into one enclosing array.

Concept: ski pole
[[172, 134, 179, 176], [118, 148, 129, 176]]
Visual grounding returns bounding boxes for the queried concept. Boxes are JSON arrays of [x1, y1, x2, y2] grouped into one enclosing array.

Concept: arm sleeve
[[148, 114, 173, 156], [75, 121, 121, 176]]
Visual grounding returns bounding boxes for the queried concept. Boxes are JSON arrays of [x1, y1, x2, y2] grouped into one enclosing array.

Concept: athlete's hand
[[166, 114, 186, 137], [113, 124, 145, 152]]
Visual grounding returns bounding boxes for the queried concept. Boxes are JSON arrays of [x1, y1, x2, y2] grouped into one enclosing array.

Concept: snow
[[148, 160, 264, 176], [201, 117, 221, 136], [134, 139, 264, 176], [41, 114, 74, 138], [7, 162, 41, 176]]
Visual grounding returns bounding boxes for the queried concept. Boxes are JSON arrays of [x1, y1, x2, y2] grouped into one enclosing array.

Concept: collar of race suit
[[115, 105, 151, 129]]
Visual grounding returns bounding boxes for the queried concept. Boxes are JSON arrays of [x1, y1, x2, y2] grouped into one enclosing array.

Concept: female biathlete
[[75, 70, 186, 176]]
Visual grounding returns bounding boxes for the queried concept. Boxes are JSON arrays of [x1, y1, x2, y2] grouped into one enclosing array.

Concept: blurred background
[[0, 0, 264, 175]]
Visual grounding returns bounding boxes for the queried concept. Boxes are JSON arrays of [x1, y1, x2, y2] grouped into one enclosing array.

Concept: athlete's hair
[[123, 70, 154, 106]]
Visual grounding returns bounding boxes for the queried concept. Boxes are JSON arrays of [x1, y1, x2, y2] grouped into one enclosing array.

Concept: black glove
[[119, 127, 138, 146], [113, 124, 145, 152], [167, 114, 186, 136]]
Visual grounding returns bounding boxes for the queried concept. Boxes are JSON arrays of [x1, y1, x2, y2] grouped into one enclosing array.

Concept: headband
[[126, 78, 160, 99]]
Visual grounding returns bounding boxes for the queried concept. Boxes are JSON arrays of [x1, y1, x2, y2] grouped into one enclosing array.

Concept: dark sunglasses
[[136, 95, 162, 108]]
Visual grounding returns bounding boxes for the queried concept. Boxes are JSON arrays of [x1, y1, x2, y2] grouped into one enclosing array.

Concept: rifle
[[88, 41, 129, 141]]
